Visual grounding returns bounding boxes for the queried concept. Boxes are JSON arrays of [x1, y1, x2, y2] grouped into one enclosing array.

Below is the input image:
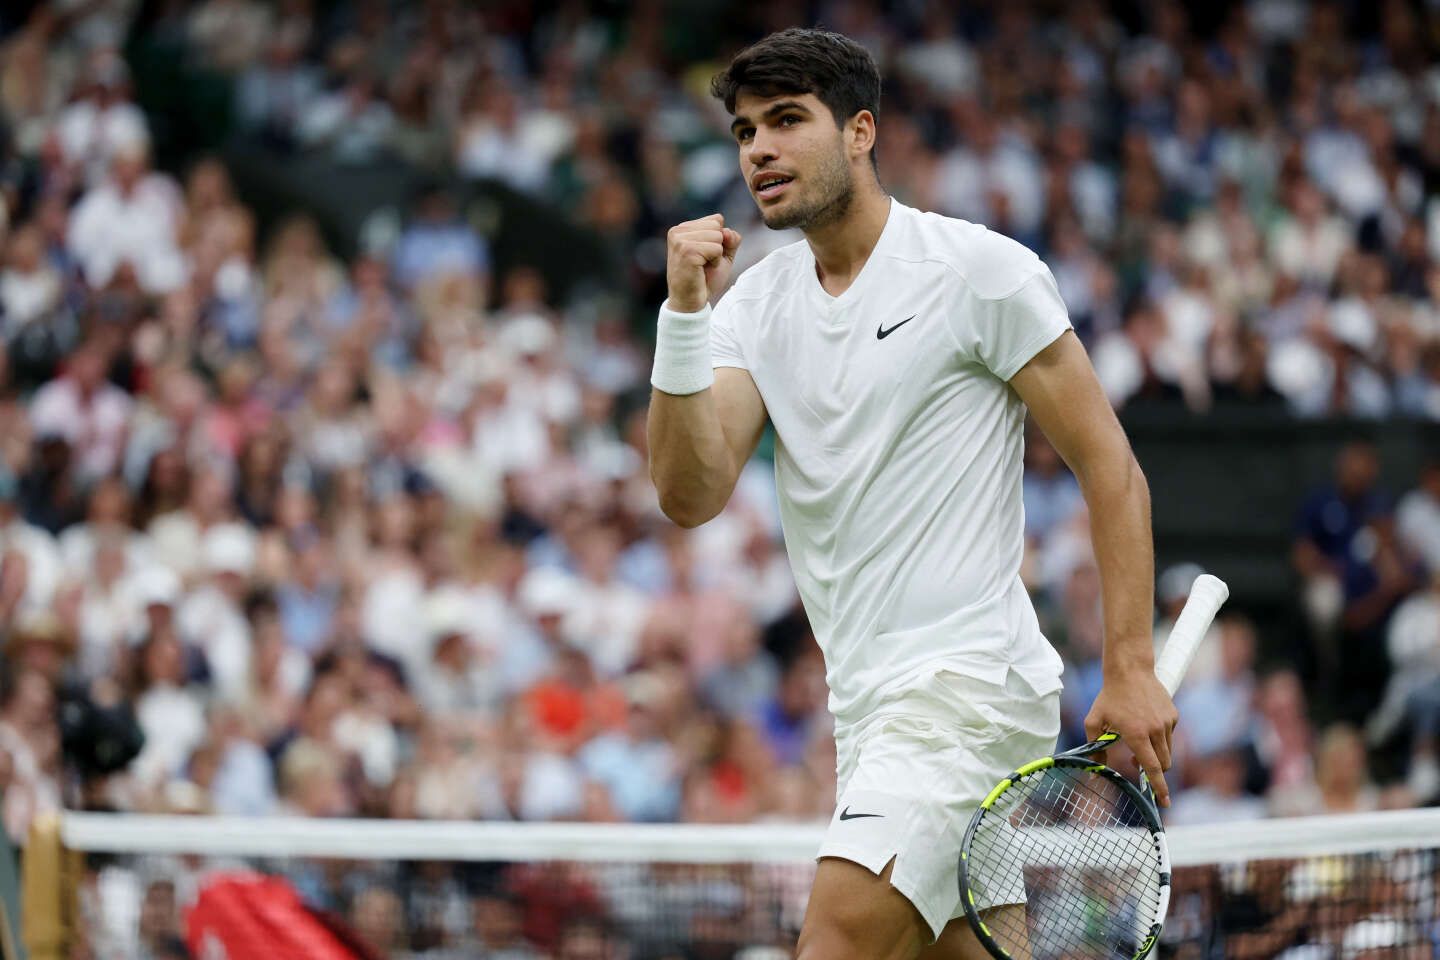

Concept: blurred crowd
[[0, 0, 829, 936], [0, 0, 837, 845], [0, 0, 1434, 831], [1, 0, 1435, 417], [0, 0, 1435, 955]]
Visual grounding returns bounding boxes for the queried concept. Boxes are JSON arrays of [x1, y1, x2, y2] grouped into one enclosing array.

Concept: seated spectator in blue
[[274, 528, 340, 656], [1166, 746, 1266, 826], [1294, 440, 1389, 568], [1175, 614, 1259, 756], [323, 254, 416, 370], [390, 185, 490, 293], [1292, 440, 1392, 652], [756, 654, 825, 767], [1021, 428, 1083, 544], [579, 673, 680, 822]]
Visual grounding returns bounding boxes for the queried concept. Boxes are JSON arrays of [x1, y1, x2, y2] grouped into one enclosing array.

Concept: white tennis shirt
[[708, 199, 1069, 726]]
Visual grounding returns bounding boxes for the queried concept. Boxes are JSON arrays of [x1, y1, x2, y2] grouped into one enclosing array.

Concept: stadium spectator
[[235, 22, 318, 151], [1270, 722, 1379, 817], [1174, 613, 1258, 757], [0, 664, 60, 840], [1370, 565, 1440, 802], [1021, 428, 1083, 546], [71, 529, 139, 682], [471, 892, 544, 959], [454, 86, 557, 194], [699, 617, 779, 720], [1252, 669, 1316, 800], [755, 651, 826, 768], [578, 672, 681, 822], [355, 885, 411, 955], [66, 138, 184, 296], [128, 625, 206, 791], [1292, 442, 1388, 670], [175, 521, 255, 702], [1, 224, 64, 339], [296, 67, 394, 164], [28, 338, 132, 483], [53, 51, 148, 187], [391, 185, 491, 294], [198, 704, 278, 817], [1396, 462, 1440, 574], [1167, 746, 1267, 826]]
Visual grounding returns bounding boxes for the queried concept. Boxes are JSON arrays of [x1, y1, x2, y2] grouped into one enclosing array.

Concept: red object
[[709, 760, 750, 802], [185, 873, 362, 960], [525, 680, 588, 737]]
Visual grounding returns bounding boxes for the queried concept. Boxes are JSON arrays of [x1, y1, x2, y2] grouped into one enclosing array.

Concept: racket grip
[[1154, 574, 1229, 695]]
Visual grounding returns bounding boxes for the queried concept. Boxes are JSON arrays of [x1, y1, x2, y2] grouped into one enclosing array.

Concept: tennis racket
[[958, 573, 1229, 960]]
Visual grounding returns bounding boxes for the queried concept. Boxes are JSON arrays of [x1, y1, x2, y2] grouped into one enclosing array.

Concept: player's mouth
[[752, 172, 794, 200]]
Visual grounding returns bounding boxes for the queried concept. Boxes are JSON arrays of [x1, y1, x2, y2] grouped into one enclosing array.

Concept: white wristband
[[651, 301, 715, 395]]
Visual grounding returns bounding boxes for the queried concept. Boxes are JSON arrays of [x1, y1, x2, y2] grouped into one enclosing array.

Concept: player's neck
[[806, 189, 892, 297]]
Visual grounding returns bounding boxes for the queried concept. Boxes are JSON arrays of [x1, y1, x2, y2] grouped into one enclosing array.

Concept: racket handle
[[1154, 574, 1229, 695]]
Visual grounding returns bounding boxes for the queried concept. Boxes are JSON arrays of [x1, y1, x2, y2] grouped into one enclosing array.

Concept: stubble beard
[[760, 149, 856, 232]]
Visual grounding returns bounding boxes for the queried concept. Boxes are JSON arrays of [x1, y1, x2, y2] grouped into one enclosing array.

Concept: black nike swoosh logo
[[838, 806, 884, 821], [876, 315, 916, 339]]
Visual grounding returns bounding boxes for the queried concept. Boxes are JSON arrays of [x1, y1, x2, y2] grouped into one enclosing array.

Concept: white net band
[[59, 807, 1440, 865]]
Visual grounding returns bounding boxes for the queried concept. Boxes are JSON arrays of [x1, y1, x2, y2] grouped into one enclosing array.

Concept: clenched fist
[[666, 214, 742, 313]]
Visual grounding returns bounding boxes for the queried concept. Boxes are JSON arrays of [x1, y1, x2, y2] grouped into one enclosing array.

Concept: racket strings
[[968, 766, 1164, 960]]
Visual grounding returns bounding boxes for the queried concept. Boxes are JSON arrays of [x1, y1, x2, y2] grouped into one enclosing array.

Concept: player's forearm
[[1077, 454, 1156, 678], [647, 389, 737, 527]]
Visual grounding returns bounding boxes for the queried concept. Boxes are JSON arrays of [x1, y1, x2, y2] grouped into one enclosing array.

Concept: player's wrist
[[1101, 649, 1156, 681], [664, 292, 708, 314], [651, 301, 714, 395]]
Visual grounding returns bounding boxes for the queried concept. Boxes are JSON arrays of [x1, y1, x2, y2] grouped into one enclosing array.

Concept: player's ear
[[848, 110, 876, 162]]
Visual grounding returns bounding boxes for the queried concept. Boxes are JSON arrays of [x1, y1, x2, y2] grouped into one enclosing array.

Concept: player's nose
[[745, 132, 779, 167]]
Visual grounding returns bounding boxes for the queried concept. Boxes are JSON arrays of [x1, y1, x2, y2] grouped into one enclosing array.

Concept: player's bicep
[[1009, 330, 1132, 478], [712, 366, 767, 476]]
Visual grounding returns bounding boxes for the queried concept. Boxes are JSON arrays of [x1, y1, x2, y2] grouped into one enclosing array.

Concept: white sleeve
[[954, 266, 1072, 381], [709, 294, 748, 371]]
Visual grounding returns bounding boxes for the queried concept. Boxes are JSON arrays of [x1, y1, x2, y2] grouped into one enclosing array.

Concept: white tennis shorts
[[818, 667, 1061, 940]]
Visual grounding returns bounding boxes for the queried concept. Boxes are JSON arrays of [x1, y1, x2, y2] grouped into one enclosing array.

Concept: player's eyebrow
[[730, 100, 813, 138]]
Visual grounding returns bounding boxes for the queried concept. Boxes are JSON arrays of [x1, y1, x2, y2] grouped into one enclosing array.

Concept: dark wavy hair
[[710, 28, 882, 168]]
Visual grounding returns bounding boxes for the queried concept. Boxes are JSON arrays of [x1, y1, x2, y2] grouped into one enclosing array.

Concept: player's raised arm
[[1010, 330, 1178, 806], [647, 214, 767, 528]]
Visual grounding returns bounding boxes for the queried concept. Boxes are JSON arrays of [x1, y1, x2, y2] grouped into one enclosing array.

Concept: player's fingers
[[666, 218, 723, 245], [1084, 713, 1107, 766], [1132, 739, 1169, 807], [1083, 708, 1103, 743], [682, 213, 724, 231], [721, 228, 742, 256], [1150, 729, 1172, 772], [672, 227, 726, 247], [680, 241, 725, 263]]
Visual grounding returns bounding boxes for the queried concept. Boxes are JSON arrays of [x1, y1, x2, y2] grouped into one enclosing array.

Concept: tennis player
[[647, 28, 1177, 960]]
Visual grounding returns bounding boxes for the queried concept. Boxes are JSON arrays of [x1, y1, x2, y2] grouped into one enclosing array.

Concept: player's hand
[[1085, 670, 1179, 807], [666, 214, 741, 313]]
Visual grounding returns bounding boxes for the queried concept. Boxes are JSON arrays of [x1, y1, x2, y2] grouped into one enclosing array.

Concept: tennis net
[[32, 807, 1440, 959]]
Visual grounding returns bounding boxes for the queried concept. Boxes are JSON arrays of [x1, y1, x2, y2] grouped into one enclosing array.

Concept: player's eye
[[735, 127, 754, 143], [779, 115, 800, 127]]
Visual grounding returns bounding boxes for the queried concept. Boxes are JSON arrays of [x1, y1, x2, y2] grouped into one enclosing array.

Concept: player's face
[[731, 91, 856, 232]]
